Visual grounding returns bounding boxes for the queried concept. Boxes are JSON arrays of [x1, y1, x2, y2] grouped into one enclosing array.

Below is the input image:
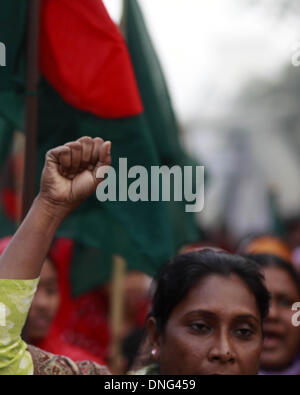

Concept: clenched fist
[[39, 137, 111, 216]]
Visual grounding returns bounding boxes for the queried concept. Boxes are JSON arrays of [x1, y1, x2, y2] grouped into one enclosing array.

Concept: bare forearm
[[0, 195, 66, 280], [0, 137, 111, 280]]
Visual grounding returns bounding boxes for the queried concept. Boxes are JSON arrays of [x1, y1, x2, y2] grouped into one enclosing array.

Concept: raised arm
[[0, 136, 111, 280]]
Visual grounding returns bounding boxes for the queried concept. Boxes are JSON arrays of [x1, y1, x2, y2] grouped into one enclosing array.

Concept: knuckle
[[46, 148, 55, 159], [94, 137, 104, 143], [66, 142, 81, 150], [79, 136, 92, 143]]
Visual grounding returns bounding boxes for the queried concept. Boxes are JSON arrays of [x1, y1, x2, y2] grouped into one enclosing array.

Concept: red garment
[[44, 238, 108, 363], [39, 0, 143, 118], [63, 288, 110, 361], [1, 188, 16, 220], [46, 239, 149, 363], [0, 237, 13, 254], [36, 328, 105, 364]]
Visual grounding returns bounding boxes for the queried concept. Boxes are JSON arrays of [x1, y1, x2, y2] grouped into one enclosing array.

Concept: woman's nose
[[208, 333, 236, 363], [267, 300, 280, 321], [33, 290, 49, 310]]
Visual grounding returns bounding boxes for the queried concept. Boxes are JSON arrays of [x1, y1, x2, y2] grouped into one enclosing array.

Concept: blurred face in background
[[261, 267, 300, 371], [26, 258, 60, 342]]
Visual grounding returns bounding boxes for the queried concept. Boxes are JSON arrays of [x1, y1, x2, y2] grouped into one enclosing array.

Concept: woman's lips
[[263, 330, 284, 350], [31, 317, 51, 330]]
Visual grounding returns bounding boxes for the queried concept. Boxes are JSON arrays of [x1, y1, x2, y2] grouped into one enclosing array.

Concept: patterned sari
[[0, 277, 155, 375]]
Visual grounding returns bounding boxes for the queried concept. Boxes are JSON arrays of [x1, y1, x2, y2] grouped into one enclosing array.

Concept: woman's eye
[[190, 323, 211, 334], [235, 328, 254, 339], [278, 297, 292, 308], [46, 287, 58, 296]]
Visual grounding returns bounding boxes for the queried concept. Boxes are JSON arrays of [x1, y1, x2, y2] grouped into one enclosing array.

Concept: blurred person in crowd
[[0, 137, 271, 375], [238, 234, 292, 262], [121, 328, 145, 372], [247, 254, 300, 375], [283, 216, 300, 273], [179, 242, 227, 255], [112, 270, 151, 341], [63, 269, 151, 372], [292, 247, 300, 275], [284, 215, 300, 251], [24, 257, 60, 347]]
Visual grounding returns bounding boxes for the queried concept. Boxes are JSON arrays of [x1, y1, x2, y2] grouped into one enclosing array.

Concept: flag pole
[[109, 255, 126, 373], [22, 0, 41, 219]]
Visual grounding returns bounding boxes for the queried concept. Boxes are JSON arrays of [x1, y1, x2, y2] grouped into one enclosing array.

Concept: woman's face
[[26, 258, 60, 342], [149, 274, 263, 375], [260, 267, 300, 371]]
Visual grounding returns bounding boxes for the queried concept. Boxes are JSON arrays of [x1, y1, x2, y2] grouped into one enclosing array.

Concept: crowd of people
[[0, 137, 299, 375]]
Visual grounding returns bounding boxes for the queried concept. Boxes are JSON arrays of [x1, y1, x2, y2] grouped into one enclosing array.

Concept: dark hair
[[246, 254, 300, 295], [149, 249, 270, 333]]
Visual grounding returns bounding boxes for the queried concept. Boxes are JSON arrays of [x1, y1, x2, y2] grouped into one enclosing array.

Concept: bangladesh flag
[[0, 0, 200, 294], [122, 0, 201, 249]]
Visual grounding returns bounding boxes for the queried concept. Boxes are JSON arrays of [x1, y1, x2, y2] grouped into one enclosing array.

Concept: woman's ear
[[146, 317, 160, 361]]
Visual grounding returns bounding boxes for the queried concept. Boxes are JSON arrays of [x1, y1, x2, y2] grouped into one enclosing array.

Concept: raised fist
[[39, 137, 111, 216]]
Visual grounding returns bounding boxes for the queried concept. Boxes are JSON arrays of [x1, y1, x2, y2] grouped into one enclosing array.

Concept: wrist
[[34, 194, 70, 223]]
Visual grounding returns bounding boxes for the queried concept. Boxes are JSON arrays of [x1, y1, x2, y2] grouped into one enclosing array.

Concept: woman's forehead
[[40, 258, 57, 281], [263, 266, 300, 298], [169, 274, 260, 320]]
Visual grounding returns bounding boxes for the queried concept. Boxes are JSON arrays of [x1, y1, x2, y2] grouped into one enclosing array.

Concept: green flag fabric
[[122, 0, 200, 249], [0, 0, 200, 294]]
